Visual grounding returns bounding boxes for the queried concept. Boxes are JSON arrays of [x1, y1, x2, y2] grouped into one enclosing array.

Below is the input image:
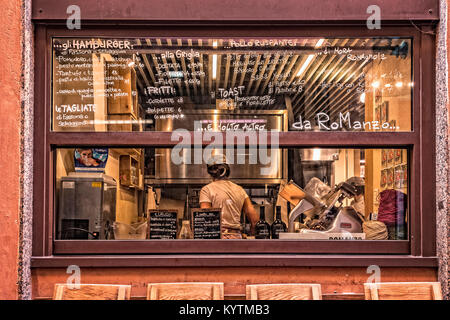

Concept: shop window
[[41, 31, 430, 258]]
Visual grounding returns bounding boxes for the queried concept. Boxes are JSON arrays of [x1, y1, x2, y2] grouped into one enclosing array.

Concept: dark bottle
[[255, 206, 271, 239], [271, 205, 287, 239], [183, 189, 190, 219]]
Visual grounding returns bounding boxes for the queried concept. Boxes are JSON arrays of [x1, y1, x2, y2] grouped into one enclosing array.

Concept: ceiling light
[[312, 149, 321, 161], [212, 54, 217, 79], [371, 81, 380, 88], [395, 82, 403, 88], [359, 92, 366, 103], [212, 40, 218, 79], [296, 39, 324, 77], [315, 38, 325, 48], [296, 55, 314, 77]]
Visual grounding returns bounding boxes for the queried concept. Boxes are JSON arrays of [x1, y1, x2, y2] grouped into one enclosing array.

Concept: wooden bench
[[246, 284, 322, 300], [53, 284, 131, 300], [364, 282, 442, 300], [147, 282, 224, 300]]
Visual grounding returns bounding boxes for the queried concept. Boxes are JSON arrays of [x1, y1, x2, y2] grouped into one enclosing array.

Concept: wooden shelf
[[115, 148, 142, 157], [119, 154, 143, 189]]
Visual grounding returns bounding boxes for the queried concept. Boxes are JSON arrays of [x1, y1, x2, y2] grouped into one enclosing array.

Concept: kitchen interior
[[53, 37, 411, 240]]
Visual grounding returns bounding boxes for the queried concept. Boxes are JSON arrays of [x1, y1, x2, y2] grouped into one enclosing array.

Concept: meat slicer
[[284, 177, 363, 234]]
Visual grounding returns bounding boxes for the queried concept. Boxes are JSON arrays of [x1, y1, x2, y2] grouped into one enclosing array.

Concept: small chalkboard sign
[[148, 209, 178, 239], [191, 208, 221, 239]]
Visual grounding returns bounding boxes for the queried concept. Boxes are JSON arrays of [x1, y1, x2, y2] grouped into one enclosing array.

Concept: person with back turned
[[199, 154, 259, 239]]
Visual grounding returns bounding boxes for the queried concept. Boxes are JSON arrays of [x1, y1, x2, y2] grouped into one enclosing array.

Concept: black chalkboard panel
[[148, 210, 178, 239], [191, 208, 221, 239]]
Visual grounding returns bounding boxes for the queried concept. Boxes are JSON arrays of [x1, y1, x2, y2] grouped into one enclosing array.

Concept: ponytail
[[207, 164, 230, 180]]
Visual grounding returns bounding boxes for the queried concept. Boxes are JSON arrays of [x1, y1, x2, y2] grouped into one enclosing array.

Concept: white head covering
[[206, 153, 229, 166]]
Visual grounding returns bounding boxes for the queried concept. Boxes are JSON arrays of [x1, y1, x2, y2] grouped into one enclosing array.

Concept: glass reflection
[[52, 37, 412, 132]]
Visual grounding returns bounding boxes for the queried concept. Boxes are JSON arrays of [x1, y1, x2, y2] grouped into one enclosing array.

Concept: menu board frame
[[147, 209, 178, 239], [191, 208, 222, 240]]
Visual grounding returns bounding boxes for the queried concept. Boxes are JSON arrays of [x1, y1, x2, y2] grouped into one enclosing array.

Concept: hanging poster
[[74, 148, 108, 172]]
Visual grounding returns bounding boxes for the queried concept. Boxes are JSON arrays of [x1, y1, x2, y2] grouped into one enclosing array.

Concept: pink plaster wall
[[0, 0, 22, 299]]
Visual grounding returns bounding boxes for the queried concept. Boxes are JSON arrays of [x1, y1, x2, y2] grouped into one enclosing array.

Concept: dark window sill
[[31, 254, 438, 268], [52, 240, 411, 255]]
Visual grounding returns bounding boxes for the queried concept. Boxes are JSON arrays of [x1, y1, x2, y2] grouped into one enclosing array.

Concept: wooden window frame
[[31, 23, 437, 268]]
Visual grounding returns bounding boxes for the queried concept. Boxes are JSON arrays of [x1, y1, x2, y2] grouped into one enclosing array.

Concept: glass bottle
[[184, 189, 190, 219], [271, 205, 287, 239], [178, 189, 193, 239], [178, 220, 193, 239], [255, 205, 271, 239]]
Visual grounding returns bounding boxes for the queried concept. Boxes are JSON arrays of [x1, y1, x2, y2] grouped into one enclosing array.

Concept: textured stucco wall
[[18, 0, 33, 300], [439, 0, 450, 299], [0, 0, 23, 300], [435, 0, 450, 300]]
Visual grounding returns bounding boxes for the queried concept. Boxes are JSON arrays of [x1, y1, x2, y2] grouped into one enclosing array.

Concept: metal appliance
[[57, 172, 117, 240], [149, 110, 288, 185], [286, 177, 363, 234], [299, 149, 339, 186]]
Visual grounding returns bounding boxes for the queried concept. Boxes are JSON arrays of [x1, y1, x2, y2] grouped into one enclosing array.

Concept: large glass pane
[[55, 147, 408, 240], [52, 37, 412, 132]]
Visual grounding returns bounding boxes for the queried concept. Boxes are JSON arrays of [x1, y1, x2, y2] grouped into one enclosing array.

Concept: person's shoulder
[[201, 181, 215, 191], [224, 180, 238, 187], [199, 184, 212, 199], [200, 183, 211, 190], [228, 180, 247, 193]]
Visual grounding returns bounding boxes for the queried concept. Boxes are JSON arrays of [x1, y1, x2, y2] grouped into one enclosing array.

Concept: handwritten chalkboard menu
[[52, 38, 138, 132], [191, 208, 221, 239], [51, 36, 413, 133], [148, 210, 178, 239]]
